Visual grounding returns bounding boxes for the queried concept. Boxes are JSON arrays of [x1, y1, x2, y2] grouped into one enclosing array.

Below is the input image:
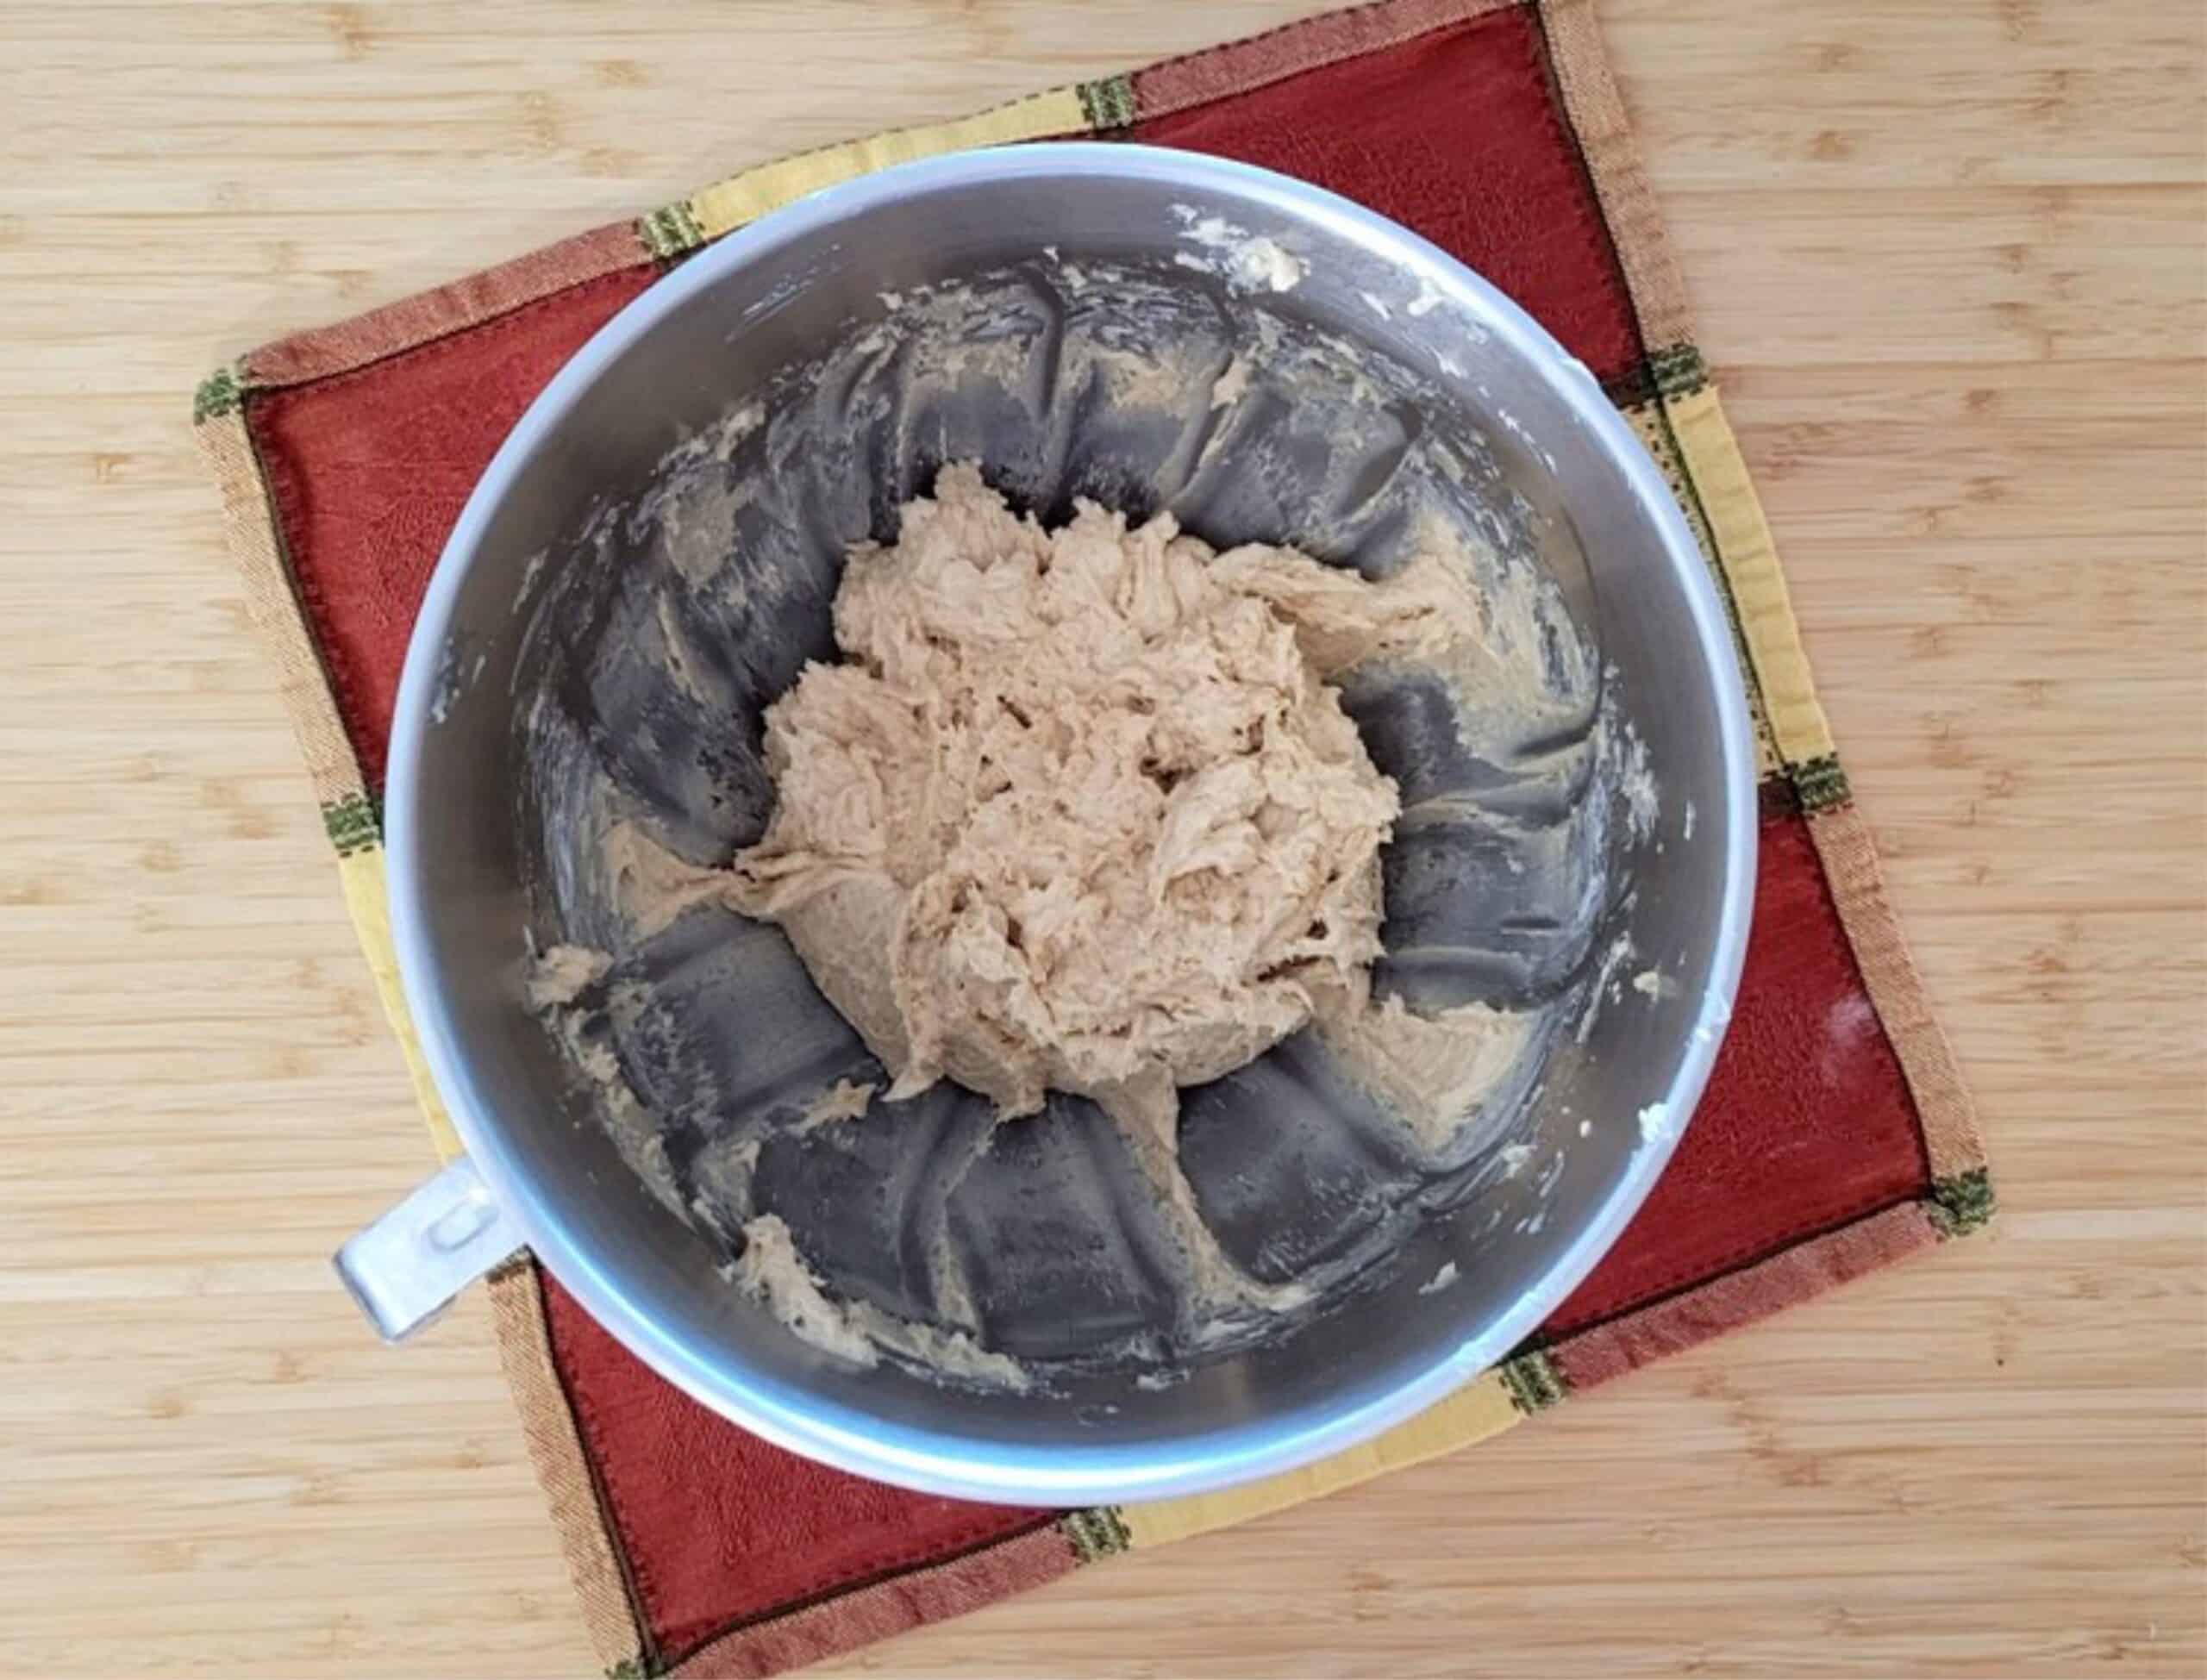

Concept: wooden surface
[[3, 2, 2201, 1673]]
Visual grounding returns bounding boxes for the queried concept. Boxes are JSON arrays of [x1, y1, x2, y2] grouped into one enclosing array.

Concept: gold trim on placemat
[[488, 1264, 651, 1672]]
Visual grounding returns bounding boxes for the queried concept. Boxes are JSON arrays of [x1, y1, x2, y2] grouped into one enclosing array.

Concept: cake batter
[[723, 463, 1495, 1139]]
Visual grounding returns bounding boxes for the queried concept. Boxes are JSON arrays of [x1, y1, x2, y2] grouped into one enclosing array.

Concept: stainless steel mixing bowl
[[357, 144, 1754, 1503]]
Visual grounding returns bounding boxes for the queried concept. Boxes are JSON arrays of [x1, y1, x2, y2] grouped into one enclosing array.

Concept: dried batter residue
[[736, 1214, 1031, 1388], [526, 942, 610, 1009], [799, 1077, 878, 1132], [1170, 203, 1306, 293]]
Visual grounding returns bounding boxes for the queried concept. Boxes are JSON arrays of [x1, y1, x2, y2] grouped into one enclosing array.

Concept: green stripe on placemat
[[1078, 73, 1138, 131], [1649, 342, 1709, 401], [193, 364, 243, 424], [322, 792, 380, 857], [1794, 753, 1852, 812], [1929, 1169, 1997, 1238], [638, 200, 708, 263], [1497, 1348, 1568, 1415], [1060, 1505, 1133, 1563]]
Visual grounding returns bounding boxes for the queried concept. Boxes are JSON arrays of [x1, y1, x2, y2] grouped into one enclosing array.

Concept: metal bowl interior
[[387, 144, 1755, 1503]]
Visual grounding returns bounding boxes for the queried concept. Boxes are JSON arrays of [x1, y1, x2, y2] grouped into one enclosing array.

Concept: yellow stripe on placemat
[[687, 87, 1091, 241], [1621, 397, 1781, 779], [1664, 385, 1835, 770], [1120, 1369, 1522, 1550], [336, 846, 464, 1161]]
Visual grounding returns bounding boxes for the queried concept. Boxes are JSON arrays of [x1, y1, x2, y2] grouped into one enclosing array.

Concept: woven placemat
[[193, 2, 1993, 1673]]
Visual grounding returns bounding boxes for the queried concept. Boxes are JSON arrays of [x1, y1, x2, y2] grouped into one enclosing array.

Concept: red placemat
[[193, 2, 1992, 1673]]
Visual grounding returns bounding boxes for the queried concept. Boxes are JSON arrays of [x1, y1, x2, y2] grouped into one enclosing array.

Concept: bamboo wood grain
[[0, 2, 2199, 1673]]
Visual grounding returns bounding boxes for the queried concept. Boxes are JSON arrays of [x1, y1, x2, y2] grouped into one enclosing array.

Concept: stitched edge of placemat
[[190, 0, 1993, 1670]]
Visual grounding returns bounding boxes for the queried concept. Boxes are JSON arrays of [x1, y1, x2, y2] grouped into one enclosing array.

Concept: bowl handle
[[334, 1155, 524, 1341]]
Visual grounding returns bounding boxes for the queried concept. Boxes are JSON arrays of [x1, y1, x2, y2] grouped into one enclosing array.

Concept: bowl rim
[[385, 140, 1759, 1504]]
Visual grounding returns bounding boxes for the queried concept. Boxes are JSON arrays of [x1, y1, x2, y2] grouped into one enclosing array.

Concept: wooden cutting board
[[0, 1, 2199, 1673]]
